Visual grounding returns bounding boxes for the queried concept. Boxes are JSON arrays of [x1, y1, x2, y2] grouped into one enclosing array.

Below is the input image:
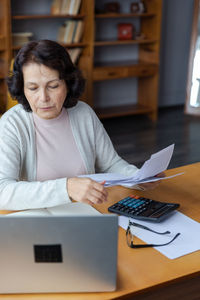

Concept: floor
[[102, 105, 200, 170]]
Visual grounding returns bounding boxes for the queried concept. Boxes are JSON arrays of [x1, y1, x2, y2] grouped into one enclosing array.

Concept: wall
[[159, 0, 194, 106]]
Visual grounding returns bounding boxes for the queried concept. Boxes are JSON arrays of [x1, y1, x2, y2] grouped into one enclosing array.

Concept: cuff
[[56, 178, 72, 204]]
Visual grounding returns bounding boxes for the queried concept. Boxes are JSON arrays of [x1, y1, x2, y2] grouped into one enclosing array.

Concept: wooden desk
[[1, 163, 200, 300]]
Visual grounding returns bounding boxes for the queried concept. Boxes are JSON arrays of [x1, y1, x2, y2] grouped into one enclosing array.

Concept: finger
[[87, 194, 103, 205], [81, 178, 107, 197], [101, 180, 106, 185], [93, 182, 108, 198], [90, 189, 108, 204]]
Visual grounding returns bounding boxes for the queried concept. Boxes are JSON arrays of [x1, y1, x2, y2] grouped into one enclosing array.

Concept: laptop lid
[[0, 214, 118, 293]]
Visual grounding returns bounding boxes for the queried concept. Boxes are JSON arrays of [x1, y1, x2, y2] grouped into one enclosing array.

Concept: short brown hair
[[7, 40, 85, 111]]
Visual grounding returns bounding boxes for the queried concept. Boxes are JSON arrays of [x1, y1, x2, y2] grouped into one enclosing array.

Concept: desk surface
[[1, 163, 200, 300]]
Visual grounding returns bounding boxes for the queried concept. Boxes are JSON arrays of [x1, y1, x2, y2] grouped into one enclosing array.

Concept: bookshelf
[[0, 0, 11, 114], [92, 0, 162, 120], [0, 0, 162, 121]]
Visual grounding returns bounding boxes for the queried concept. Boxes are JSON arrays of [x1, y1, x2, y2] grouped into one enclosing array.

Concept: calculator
[[108, 195, 180, 222]]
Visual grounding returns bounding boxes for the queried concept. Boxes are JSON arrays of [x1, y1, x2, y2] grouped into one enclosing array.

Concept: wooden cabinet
[[0, 0, 11, 113], [92, 0, 162, 120], [0, 0, 162, 121], [93, 62, 158, 81]]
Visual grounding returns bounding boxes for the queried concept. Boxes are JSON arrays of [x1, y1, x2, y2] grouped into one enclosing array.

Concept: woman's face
[[23, 62, 67, 119]]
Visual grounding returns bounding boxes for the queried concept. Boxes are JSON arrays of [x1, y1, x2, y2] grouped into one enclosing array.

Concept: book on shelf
[[57, 20, 84, 44], [68, 47, 82, 64], [51, 0, 62, 15], [72, 20, 84, 43], [51, 0, 81, 15], [63, 20, 76, 43], [68, 0, 81, 15], [60, 0, 71, 14], [57, 23, 67, 42], [12, 32, 33, 47]]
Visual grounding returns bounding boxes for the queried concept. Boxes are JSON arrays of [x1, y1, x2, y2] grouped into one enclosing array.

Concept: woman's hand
[[137, 172, 165, 191], [67, 177, 108, 205]]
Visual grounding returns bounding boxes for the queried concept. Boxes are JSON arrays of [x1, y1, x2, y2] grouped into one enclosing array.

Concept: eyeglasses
[[126, 220, 180, 248]]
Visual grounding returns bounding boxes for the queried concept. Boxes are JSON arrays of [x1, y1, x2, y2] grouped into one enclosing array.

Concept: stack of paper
[[79, 144, 183, 187]]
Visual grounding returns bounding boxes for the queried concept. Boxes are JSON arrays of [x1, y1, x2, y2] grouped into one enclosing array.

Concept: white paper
[[134, 144, 174, 180], [79, 144, 183, 187], [134, 172, 184, 184], [6, 203, 101, 217], [119, 212, 200, 259]]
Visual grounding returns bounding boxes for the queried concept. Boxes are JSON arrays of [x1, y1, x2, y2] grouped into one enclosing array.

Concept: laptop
[[0, 214, 118, 293]]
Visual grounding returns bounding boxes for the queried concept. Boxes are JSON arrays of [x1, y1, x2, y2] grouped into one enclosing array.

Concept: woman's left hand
[[137, 172, 165, 191]]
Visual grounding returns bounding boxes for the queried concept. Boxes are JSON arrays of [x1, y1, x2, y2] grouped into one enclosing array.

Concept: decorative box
[[118, 23, 134, 40]]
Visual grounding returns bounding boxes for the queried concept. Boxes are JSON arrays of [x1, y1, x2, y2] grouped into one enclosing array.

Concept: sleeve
[[0, 121, 70, 211]]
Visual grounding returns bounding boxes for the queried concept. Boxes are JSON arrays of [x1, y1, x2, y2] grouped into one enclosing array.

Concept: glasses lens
[[126, 227, 133, 247]]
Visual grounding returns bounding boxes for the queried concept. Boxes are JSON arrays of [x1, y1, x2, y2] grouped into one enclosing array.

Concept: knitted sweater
[[0, 101, 138, 210]]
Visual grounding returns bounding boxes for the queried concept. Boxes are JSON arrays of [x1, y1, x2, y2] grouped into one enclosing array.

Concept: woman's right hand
[[67, 177, 108, 205]]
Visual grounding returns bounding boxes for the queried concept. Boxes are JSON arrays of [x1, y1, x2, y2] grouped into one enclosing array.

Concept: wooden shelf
[[12, 42, 88, 51], [95, 38, 157, 46], [12, 14, 85, 20], [95, 12, 155, 18], [61, 42, 88, 48], [93, 61, 158, 81], [92, 0, 162, 120], [95, 104, 153, 119], [0, 36, 6, 51]]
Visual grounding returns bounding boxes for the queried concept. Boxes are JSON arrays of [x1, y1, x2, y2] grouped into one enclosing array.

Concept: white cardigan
[[0, 101, 138, 210]]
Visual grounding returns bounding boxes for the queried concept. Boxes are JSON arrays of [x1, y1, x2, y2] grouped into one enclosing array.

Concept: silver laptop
[[0, 215, 118, 293]]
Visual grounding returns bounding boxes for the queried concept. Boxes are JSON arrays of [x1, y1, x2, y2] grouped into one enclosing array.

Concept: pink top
[[33, 109, 86, 181]]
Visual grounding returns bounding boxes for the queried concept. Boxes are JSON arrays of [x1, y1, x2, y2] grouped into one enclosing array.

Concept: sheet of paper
[[6, 203, 101, 217], [133, 144, 174, 180], [79, 144, 182, 187], [119, 212, 200, 259], [134, 172, 184, 184]]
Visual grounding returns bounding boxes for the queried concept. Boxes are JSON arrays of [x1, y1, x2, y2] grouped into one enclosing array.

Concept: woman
[[0, 40, 162, 210]]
